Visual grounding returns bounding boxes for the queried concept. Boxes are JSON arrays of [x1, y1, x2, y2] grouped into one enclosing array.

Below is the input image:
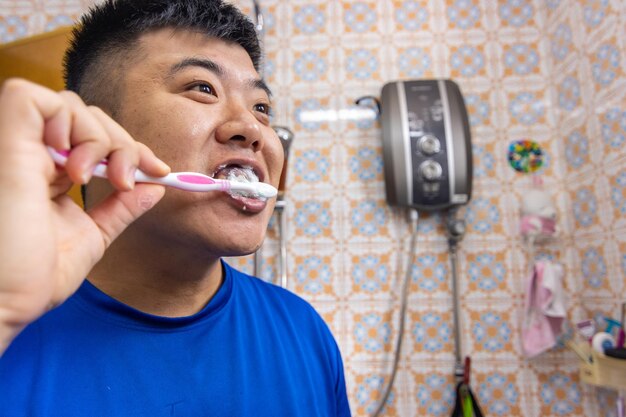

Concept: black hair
[[64, 0, 261, 108]]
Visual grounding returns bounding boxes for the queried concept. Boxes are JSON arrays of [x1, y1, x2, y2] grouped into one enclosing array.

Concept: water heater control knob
[[418, 160, 443, 181], [418, 134, 441, 155]]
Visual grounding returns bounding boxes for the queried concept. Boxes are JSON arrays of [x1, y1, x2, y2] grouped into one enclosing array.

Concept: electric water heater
[[380, 79, 472, 211]]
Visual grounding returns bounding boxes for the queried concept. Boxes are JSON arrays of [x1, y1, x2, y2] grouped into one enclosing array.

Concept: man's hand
[[0, 79, 170, 354]]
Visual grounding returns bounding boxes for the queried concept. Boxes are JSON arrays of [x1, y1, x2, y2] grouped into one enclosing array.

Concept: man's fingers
[[42, 101, 72, 152], [0, 79, 170, 194], [56, 91, 114, 185], [0, 79, 64, 143], [86, 106, 169, 190], [136, 142, 171, 177], [0, 80, 64, 177], [85, 105, 140, 191]]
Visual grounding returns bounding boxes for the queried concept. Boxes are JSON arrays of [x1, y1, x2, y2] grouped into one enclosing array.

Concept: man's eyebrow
[[168, 57, 272, 98], [167, 57, 224, 78], [250, 78, 273, 99]]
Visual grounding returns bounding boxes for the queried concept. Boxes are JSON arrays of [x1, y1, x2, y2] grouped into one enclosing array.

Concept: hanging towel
[[520, 214, 556, 237], [522, 260, 566, 357]]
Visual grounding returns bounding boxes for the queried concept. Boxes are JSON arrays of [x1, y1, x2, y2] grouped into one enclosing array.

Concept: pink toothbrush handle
[[48, 147, 221, 186], [47, 147, 111, 179], [47, 147, 277, 198]]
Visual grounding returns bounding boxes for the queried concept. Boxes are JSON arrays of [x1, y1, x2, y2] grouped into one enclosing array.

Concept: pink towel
[[522, 260, 566, 357]]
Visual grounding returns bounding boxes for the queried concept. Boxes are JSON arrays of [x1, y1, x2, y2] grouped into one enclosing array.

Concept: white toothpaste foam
[[226, 166, 261, 199]]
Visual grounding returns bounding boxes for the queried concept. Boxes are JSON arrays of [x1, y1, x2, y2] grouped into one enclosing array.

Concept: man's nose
[[215, 104, 264, 151]]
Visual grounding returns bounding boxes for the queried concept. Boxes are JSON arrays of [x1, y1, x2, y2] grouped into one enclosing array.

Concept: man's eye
[[190, 83, 216, 96], [254, 103, 272, 115]]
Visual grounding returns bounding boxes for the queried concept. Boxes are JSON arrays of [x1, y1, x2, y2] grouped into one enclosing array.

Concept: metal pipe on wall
[[249, 1, 295, 289]]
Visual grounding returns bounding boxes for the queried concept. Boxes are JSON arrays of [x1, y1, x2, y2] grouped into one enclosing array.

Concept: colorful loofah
[[508, 139, 544, 173]]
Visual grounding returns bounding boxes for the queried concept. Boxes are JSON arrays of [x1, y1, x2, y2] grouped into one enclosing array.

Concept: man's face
[[108, 29, 283, 257]]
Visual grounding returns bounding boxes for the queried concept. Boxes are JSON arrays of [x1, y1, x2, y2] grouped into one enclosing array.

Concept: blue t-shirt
[[0, 261, 351, 416]]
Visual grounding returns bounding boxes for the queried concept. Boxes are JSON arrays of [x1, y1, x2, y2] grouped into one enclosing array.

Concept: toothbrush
[[47, 147, 277, 199]]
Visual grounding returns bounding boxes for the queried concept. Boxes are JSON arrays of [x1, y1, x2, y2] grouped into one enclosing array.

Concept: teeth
[[217, 166, 262, 199], [225, 166, 259, 184]]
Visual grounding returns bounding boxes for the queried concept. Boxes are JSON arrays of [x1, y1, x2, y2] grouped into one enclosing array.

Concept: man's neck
[[86, 237, 224, 318]]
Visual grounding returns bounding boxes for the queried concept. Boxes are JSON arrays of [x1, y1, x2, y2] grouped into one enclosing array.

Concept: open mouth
[[214, 164, 263, 199]]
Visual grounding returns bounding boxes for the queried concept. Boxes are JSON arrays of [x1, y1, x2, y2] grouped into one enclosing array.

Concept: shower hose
[[371, 208, 419, 417]]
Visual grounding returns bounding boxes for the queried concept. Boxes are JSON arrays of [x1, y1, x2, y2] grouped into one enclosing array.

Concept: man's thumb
[[87, 184, 165, 250]]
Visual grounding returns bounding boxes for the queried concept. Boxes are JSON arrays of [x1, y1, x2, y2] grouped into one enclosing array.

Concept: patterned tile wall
[[2, 1, 625, 416], [547, 1, 626, 416]]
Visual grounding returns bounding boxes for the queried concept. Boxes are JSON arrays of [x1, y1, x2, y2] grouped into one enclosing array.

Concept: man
[[0, 1, 351, 416]]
